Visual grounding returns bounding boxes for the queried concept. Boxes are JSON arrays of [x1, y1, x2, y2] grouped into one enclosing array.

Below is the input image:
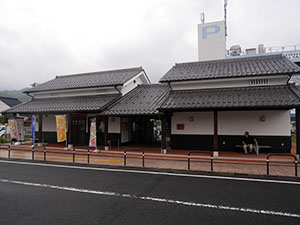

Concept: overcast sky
[[0, 0, 299, 90]]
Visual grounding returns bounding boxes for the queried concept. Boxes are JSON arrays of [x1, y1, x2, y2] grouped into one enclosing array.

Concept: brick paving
[[0, 143, 298, 178]]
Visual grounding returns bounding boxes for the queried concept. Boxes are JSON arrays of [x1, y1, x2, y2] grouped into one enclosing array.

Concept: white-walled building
[[6, 67, 150, 145], [159, 54, 300, 153]]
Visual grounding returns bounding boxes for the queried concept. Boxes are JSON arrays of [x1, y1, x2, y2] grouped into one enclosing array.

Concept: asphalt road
[[0, 159, 299, 225]]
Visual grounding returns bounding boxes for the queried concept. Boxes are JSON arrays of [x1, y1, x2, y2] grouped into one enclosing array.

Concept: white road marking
[[0, 159, 299, 185], [0, 178, 299, 218]]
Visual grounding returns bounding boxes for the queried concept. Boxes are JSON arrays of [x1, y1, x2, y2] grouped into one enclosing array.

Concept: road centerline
[[0, 178, 299, 219]]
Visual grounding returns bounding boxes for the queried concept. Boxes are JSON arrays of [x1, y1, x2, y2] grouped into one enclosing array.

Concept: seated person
[[242, 131, 258, 154]]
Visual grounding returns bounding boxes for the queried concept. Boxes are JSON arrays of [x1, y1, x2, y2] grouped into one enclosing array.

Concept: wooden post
[[38, 113, 43, 143], [213, 111, 218, 151], [68, 113, 72, 145], [296, 108, 300, 155], [136, 116, 139, 145], [161, 114, 167, 150], [104, 117, 108, 146]]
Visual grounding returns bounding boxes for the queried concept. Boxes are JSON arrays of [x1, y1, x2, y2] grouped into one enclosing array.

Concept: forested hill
[[0, 89, 31, 102]]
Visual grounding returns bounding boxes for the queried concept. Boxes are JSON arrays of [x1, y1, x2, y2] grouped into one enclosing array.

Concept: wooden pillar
[[213, 110, 218, 151], [68, 113, 72, 145], [161, 115, 167, 150], [38, 113, 43, 143], [161, 112, 171, 150], [136, 116, 139, 145], [104, 117, 108, 146], [296, 108, 300, 155]]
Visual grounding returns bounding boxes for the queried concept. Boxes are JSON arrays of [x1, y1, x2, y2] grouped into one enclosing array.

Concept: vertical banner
[[31, 117, 35, 143], [56, 115, 66, 143], [89, 118, 97, 147], [8, 119, 18, 140]]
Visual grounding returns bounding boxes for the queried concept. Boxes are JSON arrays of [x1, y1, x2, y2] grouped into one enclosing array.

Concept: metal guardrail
[[124, 148, 144, 167], [188, 151, 213, 171], [0, 144, 11, 159], [267, 153, 298, 177], [0, 145, 299, 177]]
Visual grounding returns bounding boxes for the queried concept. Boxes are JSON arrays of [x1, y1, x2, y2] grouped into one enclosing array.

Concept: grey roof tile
[[160, 85, 300, 110], [160, 54, 300, 83], [102, 84, 170, 116], [0, 96, 21, 107], [5, 94, 119, 113], [25, 67, 144, 93]]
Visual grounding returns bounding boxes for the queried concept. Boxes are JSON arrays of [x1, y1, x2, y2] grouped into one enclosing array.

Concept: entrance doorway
[[123, 117, 162, 146], [71, 117, 86, 146]]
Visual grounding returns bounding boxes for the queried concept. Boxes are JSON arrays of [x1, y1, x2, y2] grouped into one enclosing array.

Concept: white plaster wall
[[171, 112, 214, 135], [218, 110, 291, 136], [33, 87, 119, 99], [34, 114, 68, 132], [42, 114, 57, 132], [171, 76, 289, 91], [0, 101, 9, 113], [108, 117, 121, 133], [121, 72, 150, 95]]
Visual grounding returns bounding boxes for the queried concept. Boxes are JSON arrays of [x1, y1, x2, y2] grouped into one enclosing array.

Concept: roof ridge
[[55, 67, 143, 79], [174, 54, 283, 66]]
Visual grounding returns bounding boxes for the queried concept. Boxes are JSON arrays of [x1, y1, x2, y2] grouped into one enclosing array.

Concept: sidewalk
[[0, 143, 298, 178]]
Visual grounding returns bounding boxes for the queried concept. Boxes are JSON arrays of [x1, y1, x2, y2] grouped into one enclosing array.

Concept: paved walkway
[[0, 143, 298, 178]]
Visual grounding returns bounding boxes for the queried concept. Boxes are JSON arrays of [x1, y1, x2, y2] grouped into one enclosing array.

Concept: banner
[[31, 117, 35, 143], [8, 119, 18, 140], [89, 118, 97, 147], [56, 115, 66, 143]]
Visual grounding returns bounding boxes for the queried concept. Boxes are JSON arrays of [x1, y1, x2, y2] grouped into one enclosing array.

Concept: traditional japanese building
[[5, 54, 300, 154], [101, 84, 170, 147], [6, 67, 150, 145], [158, 54, 300, 153]]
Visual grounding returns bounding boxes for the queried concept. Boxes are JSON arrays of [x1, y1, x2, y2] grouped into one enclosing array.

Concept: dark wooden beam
[[68, 113, 72, 145], [161, 115, 167, 150], [136, 116, 139, 145], [38, 113, 43, 143], [104, 117, 108, 146], [213, 111, 218, 151], [296, 108, 300, 155]]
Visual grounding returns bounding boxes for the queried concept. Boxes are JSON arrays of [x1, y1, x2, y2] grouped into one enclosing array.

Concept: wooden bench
[[235, 145, 271, 149], [235, 145, 271, 155]]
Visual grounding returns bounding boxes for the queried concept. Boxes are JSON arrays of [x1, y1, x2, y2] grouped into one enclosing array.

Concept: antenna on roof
[[224, 0, 228, 37], [200, 12, 205, 24]]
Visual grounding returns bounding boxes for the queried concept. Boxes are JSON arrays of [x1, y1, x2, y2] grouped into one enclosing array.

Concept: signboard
[[176, 124, 185, 130], [31, 117, 35, 143], [198, 20, 226, 61], [8, 119, 18, 139], [56, 115, 66, 143], [16, 117, 24, 141], [89, 118, 97, 147]]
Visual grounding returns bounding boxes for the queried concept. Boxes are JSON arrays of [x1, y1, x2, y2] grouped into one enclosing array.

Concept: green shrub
[[0, 137, 10, 143], [292, 134, 296, 143]]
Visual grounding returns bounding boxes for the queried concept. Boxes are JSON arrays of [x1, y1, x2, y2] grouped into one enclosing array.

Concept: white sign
[[198, 20, 226, 61]]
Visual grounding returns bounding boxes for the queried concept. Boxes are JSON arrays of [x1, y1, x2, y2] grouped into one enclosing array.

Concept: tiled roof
[[5, 94, 119, 113], [25, 67, 144, 93], [160, 85, 300, 110], [160, 54, 300, 83], [0, 96, 21, 107], [102, 84, 170, 116]]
